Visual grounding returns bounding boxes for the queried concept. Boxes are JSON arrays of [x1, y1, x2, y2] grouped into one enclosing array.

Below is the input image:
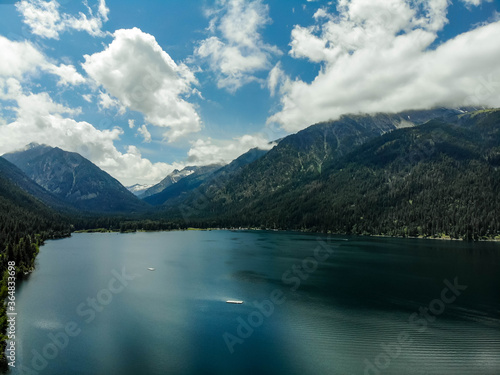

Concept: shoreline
[[72, 227, 500, 242]]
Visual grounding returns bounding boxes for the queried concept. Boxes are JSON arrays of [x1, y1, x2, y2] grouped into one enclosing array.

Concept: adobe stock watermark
[[17, 267, 140, 375], [364, 277, 468, 375], [222, 237, 337, 354]]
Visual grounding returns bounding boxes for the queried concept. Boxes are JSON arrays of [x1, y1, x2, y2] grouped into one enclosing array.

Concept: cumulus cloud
[[0, 35, 85, 87], [16, 0, 109, 40], [187, 133, 274, 165], [195, 0, 281, 92], [0, 36, 45, 78], [269, 0, 500, 132], [83, 28, 202, 142]]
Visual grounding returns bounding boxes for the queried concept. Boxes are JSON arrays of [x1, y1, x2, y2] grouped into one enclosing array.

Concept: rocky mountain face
[[143, 164, 224, 206], [0, 156, 74, 212], [3, 144, 148, 213], [144, 147, 270, 208], [140, 166, 199, 199]]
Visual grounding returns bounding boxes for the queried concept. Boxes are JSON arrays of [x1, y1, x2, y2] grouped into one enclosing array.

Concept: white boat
[[226, 300, 244, 304], [148, 268, 155, 271]]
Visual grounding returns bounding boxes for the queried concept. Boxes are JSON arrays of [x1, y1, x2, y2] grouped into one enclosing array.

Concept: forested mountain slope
[[164, 109, 500, 239]]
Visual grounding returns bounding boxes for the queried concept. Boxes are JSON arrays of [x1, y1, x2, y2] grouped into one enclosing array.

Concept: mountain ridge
[[157, 108, 500, 239], [140, 166, 200, 199], [165, 108, 469, 217], [143, 164, 224, 206]]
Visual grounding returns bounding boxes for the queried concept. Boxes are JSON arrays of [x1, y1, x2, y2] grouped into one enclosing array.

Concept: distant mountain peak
[[126, 183, 154, 196], [23, 142, 52, 151], [25, 142, 42, 149], [140, 165, 202, 199]]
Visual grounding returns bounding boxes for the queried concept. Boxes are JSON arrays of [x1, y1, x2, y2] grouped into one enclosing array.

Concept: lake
[[11, 231, 500, 374]]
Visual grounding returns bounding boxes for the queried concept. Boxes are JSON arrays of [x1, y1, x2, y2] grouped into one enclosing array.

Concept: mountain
[[127, 183, 154, 196], [207, 147, 270, 180], [145, 147, 271, 207], [143, 147, 271, 208], [3, 144, 148, 213], [0, 160, 70, 235], [0, 156, 75, 212], [161, 108, 500, 239], [161, 147, 270, 217], [140, 166, 199, 199], [143, 164, 224, 206], [165, 109, 465, 217]]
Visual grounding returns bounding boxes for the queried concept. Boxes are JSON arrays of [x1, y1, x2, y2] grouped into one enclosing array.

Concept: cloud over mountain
[[187, 134, 274, 165], [268, 0, 500, 132]]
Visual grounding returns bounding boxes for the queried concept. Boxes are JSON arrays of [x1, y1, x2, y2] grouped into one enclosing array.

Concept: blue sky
[[0, 0, 499, 185]]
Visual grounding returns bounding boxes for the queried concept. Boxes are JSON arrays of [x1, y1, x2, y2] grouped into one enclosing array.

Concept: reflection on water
[[12, 231, 500, 375]]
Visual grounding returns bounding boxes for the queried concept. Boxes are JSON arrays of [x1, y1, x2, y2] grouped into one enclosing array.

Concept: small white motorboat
[[148, 268, 155, 271], [226, 300, 244, 304]]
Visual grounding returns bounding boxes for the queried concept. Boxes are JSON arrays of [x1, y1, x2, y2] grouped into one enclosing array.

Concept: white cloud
[[267, 62, 288, 97], [46, 63, 86, 86], [16, 0, 61, 39], [187, 133, 274, 165], [195, 0, 281, 92], [83, 28, 202, 142], [128, 119, 135, 129], [269, 0, 500, 132], [137, 124, 152, 143], [82, 93, 93, 103], [98, 91, 125, 113], [16, 0, 109, 40], [97, 0, 109, 22], [461, 0, 493, 6], [0, 35, 85, 87], [0, 85, 180, 186], [0, 36, 46, 78], [115, 145, 182, 185]]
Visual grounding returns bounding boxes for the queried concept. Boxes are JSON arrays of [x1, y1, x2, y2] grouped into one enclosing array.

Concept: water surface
[[12, 231, 500, 374]]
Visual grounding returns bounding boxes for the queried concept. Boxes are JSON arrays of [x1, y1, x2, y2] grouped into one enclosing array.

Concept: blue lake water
[[10, 231, 500, 374]]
